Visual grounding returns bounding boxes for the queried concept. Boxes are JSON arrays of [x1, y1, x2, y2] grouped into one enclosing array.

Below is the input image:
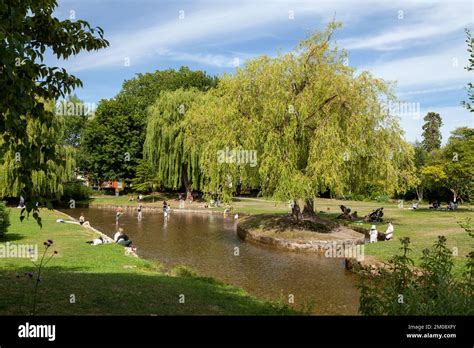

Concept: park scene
[[0, 0, 473, 316]]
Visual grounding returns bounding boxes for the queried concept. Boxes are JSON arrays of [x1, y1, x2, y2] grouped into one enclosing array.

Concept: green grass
[[0, 208, 295, 315], [312, 198, 474, 275]]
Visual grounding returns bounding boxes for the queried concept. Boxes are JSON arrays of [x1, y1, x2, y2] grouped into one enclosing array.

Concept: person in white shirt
[[369, 225, 378, 243], [114, 228, 124, 242], [385, 222, 394, 240], [86, 236, 104, 246]]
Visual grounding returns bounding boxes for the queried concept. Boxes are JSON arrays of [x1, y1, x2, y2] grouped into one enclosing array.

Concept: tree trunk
[[302, 198, 317, 217], [291, 202, 303, 222], [182, 166, 192, 200], [450, 188, 458, 203], [415, 186, 423, 202]]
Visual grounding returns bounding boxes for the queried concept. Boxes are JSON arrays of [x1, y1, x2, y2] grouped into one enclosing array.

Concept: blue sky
[[51, 0, 473, 143]]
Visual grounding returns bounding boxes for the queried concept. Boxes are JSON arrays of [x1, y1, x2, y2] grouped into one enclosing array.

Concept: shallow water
[[63, 207, 360, 314]]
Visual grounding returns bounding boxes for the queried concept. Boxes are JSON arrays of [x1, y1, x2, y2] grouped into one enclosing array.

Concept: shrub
[[171, 265, 199, 278], [358, 221, 473, 315], [375, 194, 390, 203], [61, 182, 93, 201], [0, 201, 10, 237]]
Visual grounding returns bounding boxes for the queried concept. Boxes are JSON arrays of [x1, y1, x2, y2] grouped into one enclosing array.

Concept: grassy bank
[[313, 198, 473, 275], [0, 208, 295, 315]]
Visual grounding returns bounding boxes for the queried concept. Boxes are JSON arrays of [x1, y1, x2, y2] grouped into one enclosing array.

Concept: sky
[[51, 0, 473, 143]]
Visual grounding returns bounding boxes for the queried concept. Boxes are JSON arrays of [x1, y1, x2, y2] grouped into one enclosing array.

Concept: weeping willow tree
[[143, 88, 204, 196], [0, 99, 75, 223], [186, 21, 416, 218]]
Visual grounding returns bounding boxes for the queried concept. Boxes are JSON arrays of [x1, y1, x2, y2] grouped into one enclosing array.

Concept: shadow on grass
[[0, 233, 26, 242], [0, 265, 296, 316]]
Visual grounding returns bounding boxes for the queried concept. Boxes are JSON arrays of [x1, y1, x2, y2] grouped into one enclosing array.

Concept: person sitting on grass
[[78, 213, 91, 228], [86, 236, 105, 246], [114, 228, 133, 247], [385, 221, 394, 240]]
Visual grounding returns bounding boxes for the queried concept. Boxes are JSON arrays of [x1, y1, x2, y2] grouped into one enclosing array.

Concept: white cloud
[[59, 0, 402, 71], [341, 2, 472, 51], [363, 42, 470, 89]]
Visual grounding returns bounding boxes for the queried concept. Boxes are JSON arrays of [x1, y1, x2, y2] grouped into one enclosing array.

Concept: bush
[[0, 202, 10, 237], [358, 221, 473, 315], [339, 193, 367, 201], [375, 194, 390, 203], [61, 182, 93, 201], [170, 265, 199, 278]]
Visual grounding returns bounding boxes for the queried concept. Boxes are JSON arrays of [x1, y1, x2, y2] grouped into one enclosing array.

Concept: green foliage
[[131, 159, 160, 193], [442, 127, 474, 202], [56, 94, 91, 148], [411, 127, 474, 203], [462, 29, 473, 112], [0, 100, 76, 201], [81, 97, 142, 181], [0, 0, 108, 223], [81, 67, 218, 181], [187, 21, 416, 204], [171, 265, 200, 278], [0, 201, 10, 236], [144, 88, 204, 192], [421, 112, 443, 152], [61, 182, 93, 202], [359, 225, 474, 315]]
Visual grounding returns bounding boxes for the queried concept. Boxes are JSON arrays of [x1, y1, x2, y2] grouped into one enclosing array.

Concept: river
[[63, 207, 360, 314]]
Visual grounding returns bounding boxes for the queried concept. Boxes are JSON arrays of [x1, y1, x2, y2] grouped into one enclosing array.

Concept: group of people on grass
[[412, 200, 458, 211], [369, 221, 394, 243], [81, 208, 134, 248], [429, 201, 457, 210]]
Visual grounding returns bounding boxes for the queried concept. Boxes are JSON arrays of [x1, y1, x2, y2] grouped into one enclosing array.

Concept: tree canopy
[[144, 88, 204, 194], [81, 67, 218, 182], [0, 0, 108, 222], [421, 112, 443, 152], [182, 22, 416, 213]]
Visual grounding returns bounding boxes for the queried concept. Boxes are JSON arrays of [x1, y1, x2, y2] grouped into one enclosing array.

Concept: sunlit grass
[[0, 208, 295, 315]]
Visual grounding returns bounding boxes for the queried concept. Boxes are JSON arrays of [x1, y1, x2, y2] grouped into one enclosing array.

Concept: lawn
[[312, 198, 474, 275], [0, 208, 295, 315]]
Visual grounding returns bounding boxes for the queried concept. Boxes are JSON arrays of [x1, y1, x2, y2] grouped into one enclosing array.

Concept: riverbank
[[237, 214, 364, 252], [80, 194, 473, 275], [0, 208, 295, 315]]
